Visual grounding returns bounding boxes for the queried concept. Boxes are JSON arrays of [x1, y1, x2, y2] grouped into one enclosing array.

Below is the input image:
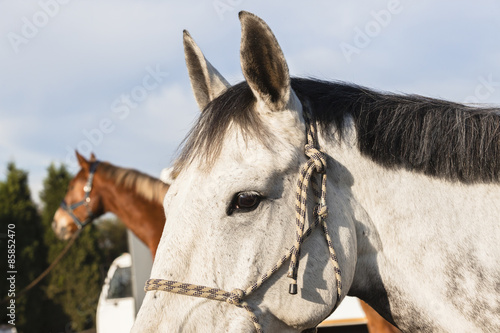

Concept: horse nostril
[[55, 226, 69, 240]]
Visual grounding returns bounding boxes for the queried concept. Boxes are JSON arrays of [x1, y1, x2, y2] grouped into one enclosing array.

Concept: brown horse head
[[52, 151, 104, 240]]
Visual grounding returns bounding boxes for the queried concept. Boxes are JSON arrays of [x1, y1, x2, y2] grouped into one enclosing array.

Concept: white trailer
[[96, 231, 152, 333]]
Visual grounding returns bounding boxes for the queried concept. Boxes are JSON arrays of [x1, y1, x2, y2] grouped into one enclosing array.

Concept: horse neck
[[321, 124, 500, 332], [94, 167, 167, 257]]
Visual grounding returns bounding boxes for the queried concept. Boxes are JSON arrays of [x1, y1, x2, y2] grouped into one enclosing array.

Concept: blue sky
[[1, 0, 500, 203]]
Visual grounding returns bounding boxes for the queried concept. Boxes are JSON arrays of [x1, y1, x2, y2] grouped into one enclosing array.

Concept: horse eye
[[236, 192, 260, 209], [228, 192, 262, 215]]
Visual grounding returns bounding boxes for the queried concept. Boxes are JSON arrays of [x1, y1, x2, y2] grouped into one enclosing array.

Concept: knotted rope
[[287, 111, 342, 301], [145, 109, 342, 332]]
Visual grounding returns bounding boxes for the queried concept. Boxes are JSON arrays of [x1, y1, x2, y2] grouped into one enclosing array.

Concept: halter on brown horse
[[52, 151, 168, 257]]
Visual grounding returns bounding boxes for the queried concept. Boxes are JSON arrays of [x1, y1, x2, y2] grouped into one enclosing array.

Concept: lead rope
[[288, 110, 342, 301], [0, 229, 81, 305], [145, 109, 342, 332]]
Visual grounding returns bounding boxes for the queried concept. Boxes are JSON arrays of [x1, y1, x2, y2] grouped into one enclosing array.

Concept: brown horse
[[52, 151, 168, 257], [52, 152, 398, 332], [360, 302, 400, 333]]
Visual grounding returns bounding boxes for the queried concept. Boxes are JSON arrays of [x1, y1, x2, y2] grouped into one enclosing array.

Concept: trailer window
[[107, 266, 132, 299]]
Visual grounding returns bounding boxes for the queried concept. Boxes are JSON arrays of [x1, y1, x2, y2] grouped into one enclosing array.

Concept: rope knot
[[315, 204, 329, 218], [305, 144, 327, 173], [227, 288, 245, 306]]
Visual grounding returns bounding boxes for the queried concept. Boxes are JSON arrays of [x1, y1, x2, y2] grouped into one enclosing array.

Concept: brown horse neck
[[94, 171, 167, 258]]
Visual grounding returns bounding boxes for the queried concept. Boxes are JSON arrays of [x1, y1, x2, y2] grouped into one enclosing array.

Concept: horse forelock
[[173, 81, 272, 174], [98, 162, 169, 204]]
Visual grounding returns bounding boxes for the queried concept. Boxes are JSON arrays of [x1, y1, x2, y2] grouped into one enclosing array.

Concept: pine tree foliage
[[40, 163, 105, 331], [1, 162, 132, 332], [0, 162, 46, 332]]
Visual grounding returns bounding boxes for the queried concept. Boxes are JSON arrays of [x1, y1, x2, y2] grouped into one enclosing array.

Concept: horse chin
[[133, 292, 260, 333], [60, 229, 74, 240]]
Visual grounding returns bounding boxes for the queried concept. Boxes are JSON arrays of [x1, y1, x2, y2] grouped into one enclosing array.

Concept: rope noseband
[[145, 110, 342, 332], [60, 161, 99, 229]]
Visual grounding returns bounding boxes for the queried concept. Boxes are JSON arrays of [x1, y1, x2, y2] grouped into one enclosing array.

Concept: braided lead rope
[[144, 108, 342, 332], [287, 110, 341, 298], [291, 111, 342, 305], [307, 147, 341, 302], [287, 148, 326, 293], [145, 279, 263, 332]]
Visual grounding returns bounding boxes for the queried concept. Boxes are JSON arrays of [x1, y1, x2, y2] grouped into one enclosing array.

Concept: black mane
[[175, 78, 500, 183]]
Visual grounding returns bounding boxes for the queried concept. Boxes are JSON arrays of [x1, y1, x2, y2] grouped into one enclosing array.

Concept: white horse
[[133, 11, 500, 332]]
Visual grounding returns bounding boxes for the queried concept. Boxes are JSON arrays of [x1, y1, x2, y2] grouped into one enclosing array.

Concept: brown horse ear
[[75, 151, 90, 170], [239, 11, 290, 112], [90, 153, 97, 162], [183, 30, 230, 111]]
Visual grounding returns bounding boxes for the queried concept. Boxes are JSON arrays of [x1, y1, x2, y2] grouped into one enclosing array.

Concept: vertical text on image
[[6, 223, 16, 326]]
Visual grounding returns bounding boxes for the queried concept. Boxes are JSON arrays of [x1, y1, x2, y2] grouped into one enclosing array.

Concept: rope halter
[[145, 109, 342, 332], [60, 161, 99, 229]]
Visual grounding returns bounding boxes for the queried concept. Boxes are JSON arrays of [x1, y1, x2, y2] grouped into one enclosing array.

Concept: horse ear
[[75, 151, 90, 170], [183, 30, 230, 111], [239, 11, 290, 112], [89, 152, 97, 162]]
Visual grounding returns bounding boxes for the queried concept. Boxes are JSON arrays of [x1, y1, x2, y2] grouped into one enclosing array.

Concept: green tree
[[37, 163, 73, 331], [96, 217, 128, 269], [39, 163, 74, 244], [0, 162, 46, 332], [40, 163, 105, 332], [0, 162, 131, 332]]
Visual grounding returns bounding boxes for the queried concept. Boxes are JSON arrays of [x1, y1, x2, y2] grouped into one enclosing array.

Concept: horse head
[[133, 12, 358, 332], [52, 151, 103, 240]]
